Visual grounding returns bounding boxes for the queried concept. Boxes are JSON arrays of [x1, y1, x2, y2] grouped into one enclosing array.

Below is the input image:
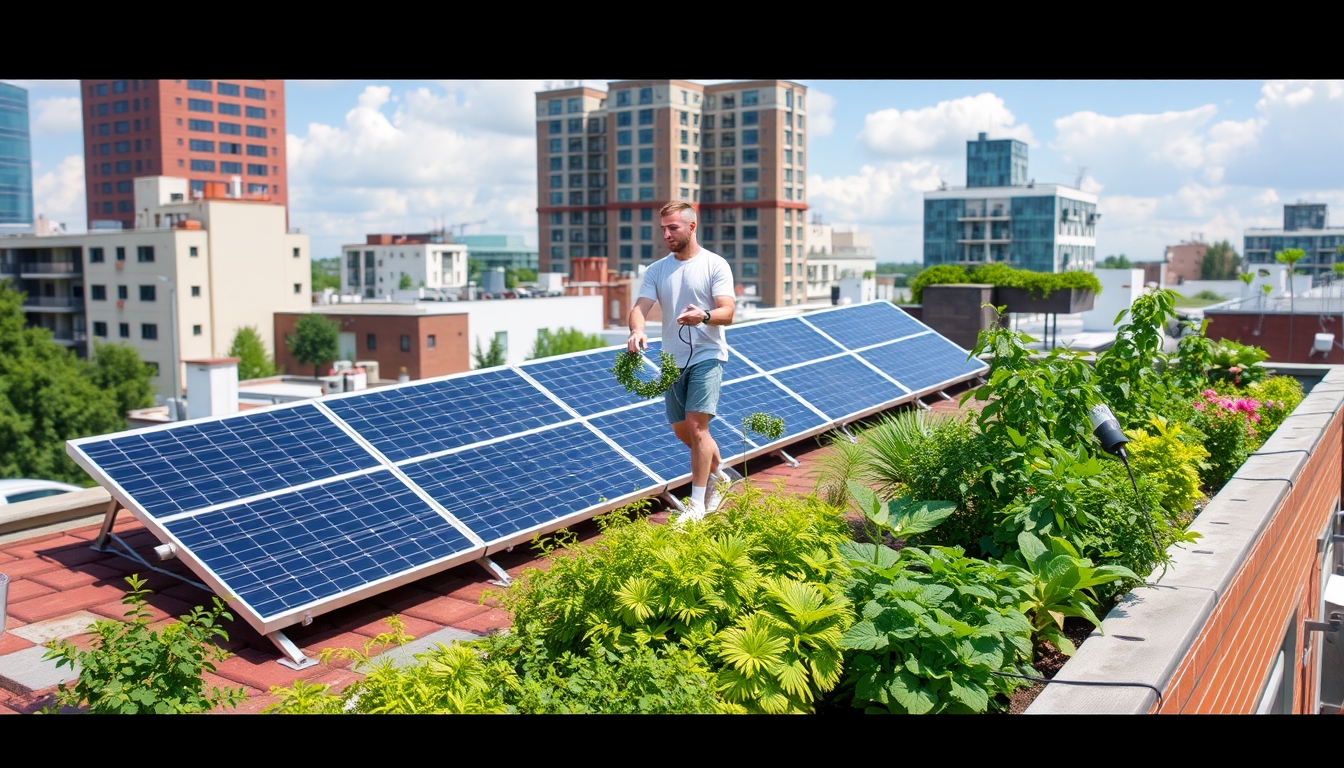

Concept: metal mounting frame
[[475, 555, 512, 587], [775, 449, 800, 468], [91, 499, 120, 552], [839, 424, 858, 444], [268, 630, 319, 670]]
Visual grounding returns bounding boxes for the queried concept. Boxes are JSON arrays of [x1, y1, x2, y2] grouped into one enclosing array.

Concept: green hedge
[[909, 263, 1102, 304]]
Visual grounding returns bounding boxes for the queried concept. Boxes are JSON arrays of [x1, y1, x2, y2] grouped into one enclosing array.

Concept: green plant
[[1200, 241, 1242, 281], [1094, 288, 1180, 427], [1207, 339, 1270, 387], [1123, 415, 1210, 519], [287, 313, 340, 378], [909, 265, 967, 304], [1192, 391, 1255, 488], [529, 327, 605, 360], [1277, 248, 1306, 351], [1247, 375, 1304, 437], [992, 433, 1108, 554], [611, 349, 679, 397], [1003, 532, 1138, 655], [968, 263, 1103, 299], [1239, 272, 1255, 286], [398, 273, 413, 290], [473, 335, 507, 368], [227, 325, 278, 381], [507, 639, 724, 713], [846, 480, 955, 557], [740, 412, 784, 482], [838, 542, 1033, 714], [43, 575, 245, 714]]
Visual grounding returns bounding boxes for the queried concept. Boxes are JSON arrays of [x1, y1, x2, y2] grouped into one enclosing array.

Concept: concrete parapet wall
[[1027, 365, 1344, 714], [920, 285, 1001, 351], [0, 487, 111, 538]]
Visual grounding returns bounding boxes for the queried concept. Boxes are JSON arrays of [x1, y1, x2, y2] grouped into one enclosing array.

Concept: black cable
[[992, 670, 1163, 708], [1119, 448, 1163, 554], [1227, 476, 1295, 491], [677, 322, 693, 378], [1249, 449, 1311, 457]]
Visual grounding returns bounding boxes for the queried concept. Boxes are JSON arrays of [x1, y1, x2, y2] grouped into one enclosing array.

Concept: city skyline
[[8, 79, 1344, 265]]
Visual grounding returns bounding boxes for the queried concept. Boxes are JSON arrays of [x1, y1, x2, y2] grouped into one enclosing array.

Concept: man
[[627, 200, 736, 522]]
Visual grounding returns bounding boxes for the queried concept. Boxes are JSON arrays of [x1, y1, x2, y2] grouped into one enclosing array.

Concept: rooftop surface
[[0, 395, 968, 714]]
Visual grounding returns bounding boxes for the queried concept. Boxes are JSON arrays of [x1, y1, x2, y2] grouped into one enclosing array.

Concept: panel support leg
[[475, 556, 512, 588], [660, 491, 687, 515], [936, 390, 953, 401], [717, 465, 743, 483], [915, 398, 932, 411], [268, 630, 319, 670], [91, 500, 120, 553], [775, 449, 799, 468], [839, 423, 858, 444]]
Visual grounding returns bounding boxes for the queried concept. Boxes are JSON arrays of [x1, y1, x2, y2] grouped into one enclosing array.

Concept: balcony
[[957, 236, 1013, 244], [50, 330, 89, 345], [19, 262, 80, 278], [23, 296, 85, 312], [958, 212, 1010, 222]]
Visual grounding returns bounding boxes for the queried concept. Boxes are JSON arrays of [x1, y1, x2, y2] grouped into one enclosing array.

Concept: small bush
[[1248, 375, 1304, 438], [1124, 416, 1209, 519]]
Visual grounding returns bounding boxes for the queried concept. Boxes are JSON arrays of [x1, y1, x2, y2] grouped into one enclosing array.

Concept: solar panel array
[[68, 302, 985, 636]]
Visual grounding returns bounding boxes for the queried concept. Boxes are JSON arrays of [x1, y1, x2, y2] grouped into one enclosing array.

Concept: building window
[[219, 123, 241, 135], [220, 161, 242, 174], [742, 130, 759, 145], [367, 333, 377, 350], [89, 247, 104, 263], [217, 103, 241, 117], [139, 285, 156, 301], [639, 87, 652, 105], [188, 98, 213, 113], [117, 285, 128, 300], [427, 334, 436, 349], [137, 246, 154, 263], [190, 156, 215, 170], [191, 286, 201, 297], [400, 334, 411, 353], [741, 90, 759, 106], [293, 283, 302, 294], [246, 125, 267, 138], [247, 164, 268, 176], [141, 323, 158, 341], [118, 322, 130, 338], [93, 321, 107, 337], [219, 142, 241, 154], [91, 285, 107, 300], [188, 80, 212, 93], [742, 111, 759, 126], [568, 118, 583, 133], [192, 325, 202, 336], [189, 139, 215, 152]]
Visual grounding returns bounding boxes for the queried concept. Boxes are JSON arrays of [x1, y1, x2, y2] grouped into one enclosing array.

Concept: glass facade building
[[0, 83, 34, 229], [922, 134, 1097, 273], [1244, 203, 1344, 281]]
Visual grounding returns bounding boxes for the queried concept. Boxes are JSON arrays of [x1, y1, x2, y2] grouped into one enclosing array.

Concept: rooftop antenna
[[1075, 166, 1087, 189]]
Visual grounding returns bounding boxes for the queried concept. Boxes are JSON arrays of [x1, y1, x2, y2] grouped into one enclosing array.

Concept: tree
[[505, 267, 538, 290], [311, 257, 341, 292], [1276, 248, 1306, 354], [529, 327, 606, 360], [0, 281, 123, 485], [468, 258, 485, 285], [398, 273, 413, 290], [1200, 241, 1242, 281], [88, 342, 156, 419], [227, 326, 277, 381], [288, 314, 340, 378], [1100, 254, 1132, 269], [473, 336, 506, 369]]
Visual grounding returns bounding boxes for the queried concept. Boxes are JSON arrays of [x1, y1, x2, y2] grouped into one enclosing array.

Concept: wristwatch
[[701, 310, 711, 326]]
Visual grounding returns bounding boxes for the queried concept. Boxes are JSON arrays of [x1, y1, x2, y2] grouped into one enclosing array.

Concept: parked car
[[0, 479, 84, 505]]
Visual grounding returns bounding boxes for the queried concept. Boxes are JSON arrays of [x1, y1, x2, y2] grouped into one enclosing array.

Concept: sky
[[9, 79, 1344, 265]]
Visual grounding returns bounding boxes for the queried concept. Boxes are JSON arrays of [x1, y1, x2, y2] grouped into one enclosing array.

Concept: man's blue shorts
[[666, 359, 724, 424]]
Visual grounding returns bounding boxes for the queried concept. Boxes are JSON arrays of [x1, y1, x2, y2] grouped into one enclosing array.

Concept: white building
[[1, 176, 309, 400], [803, 221, 878, 301], [341, 235, 469, 298]]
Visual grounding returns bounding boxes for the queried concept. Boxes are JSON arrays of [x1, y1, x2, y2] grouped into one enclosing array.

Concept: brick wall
[[1204, 311, 1344, 365], [273, 312, 470, 380]]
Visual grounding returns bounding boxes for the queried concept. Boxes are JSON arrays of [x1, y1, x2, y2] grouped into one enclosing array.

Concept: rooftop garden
[[909, 263, 1103, 304], [42, 290, 1306, 714]]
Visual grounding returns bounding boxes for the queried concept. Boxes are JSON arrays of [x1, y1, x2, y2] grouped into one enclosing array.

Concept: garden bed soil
[[1007, 616, 1096, 714]]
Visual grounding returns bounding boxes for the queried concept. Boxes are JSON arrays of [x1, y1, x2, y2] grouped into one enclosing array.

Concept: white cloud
[[807, 161, 946, 224], [3, 79, 79, 93], [808, 89, 836, 138], [32, 155, 85, 231], [858, 93, 1035, 157], [31, 97, 82, 136]]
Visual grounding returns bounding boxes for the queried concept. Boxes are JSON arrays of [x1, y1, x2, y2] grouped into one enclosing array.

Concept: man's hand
[[627, 330, 647, 353], [676, 304, 706, 327]]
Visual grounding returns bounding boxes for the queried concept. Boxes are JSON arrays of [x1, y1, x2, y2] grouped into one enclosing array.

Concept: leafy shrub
[[1248, 375, 1304, 438], [838, 542, 1033, 714], [909, 265, 967, 304], [1123, 416, 1210, 519], [1191, 390, 1256, 488], [1072, 458, 1190, 586], [1094, 289, 1179, 427], [43, 575, 246, 714], [1003, 532, 1137, 655], [506, 640, 724, 713], [1207, 340, 1270, 387]]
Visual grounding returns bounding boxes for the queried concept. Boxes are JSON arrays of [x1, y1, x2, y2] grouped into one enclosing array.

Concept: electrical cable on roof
[[991, 670, 1163, 708]]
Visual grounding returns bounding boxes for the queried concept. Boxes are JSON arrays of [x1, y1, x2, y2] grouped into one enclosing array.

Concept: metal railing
[[23, 296, 84, 310], [18, 262, 79, 275]]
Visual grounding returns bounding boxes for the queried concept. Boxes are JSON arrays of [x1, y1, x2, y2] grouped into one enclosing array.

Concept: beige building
[[535, 80, 809, 306], [803, 219, 878, 301], [0, 176, 309, 400], [341, 233, 469, 299]]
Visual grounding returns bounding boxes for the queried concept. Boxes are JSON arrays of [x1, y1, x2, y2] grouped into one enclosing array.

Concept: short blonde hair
[[659, 200, 697, 223]]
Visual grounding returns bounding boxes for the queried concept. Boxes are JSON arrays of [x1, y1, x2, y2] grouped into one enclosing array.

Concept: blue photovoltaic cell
[[164, 471, 476, 619], [803, 303, 927, 351], [771, 355, 906, 420], [325, 368, 570, 463], [726, 318, 845, 372], [716, 376, 828, 445], [645, 339, 758, 383], [78, 405, 379, 519], [589, 402, 757, 482], [520, 349, 649, 417], [860, 333, 986, 394], [401, 422, 657, 545]]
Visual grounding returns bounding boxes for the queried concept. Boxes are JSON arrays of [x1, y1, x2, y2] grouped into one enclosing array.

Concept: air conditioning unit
[[117, 299, 125, 308], [115, 261, 125, 269]]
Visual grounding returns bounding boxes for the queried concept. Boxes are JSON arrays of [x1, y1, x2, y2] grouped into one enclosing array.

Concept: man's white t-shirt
[[638, 248, 734, 369]]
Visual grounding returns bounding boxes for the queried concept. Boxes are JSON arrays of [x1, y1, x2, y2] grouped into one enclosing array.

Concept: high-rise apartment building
[[534, 80, 810, 306], [81, 79, 287, 229], [0, 82, 34, 230], [1245, 202, 1344, 280], [923, 133, 1098, 273]]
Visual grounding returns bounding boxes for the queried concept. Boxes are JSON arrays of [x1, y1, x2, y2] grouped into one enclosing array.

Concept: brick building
[[535, 80, 810, 307], [81, 79, 287, 229]]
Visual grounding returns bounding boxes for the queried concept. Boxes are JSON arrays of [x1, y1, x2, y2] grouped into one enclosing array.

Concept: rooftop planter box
[[994, 286, 1096, 315], [1026, 363, 1344, 715]]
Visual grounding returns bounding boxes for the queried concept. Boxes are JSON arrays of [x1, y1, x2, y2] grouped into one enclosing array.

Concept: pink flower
[[1194, 401, 1206, 410], [1230, 366, 1242, 373], [1202, 389, 1218, 398]]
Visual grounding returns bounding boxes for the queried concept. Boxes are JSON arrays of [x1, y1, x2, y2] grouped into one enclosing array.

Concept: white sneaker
[[677, 498, 707, 526], [705, 482, 725, 514]]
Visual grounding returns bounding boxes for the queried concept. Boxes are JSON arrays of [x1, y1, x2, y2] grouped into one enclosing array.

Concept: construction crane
[[430, 218, 487, 242]]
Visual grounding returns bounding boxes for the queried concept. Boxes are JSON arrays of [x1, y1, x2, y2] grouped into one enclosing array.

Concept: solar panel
[[163, 470, 478, 620], [399, 422, 659, 547], [588, 402, 758, 483], [644, 338, 759, 383], [771, 355, 907, 421], [76, 404, 380, 520], [715, 375, 829, 446], [860, 333, 987, 394], [324, 368, 570, 463], [518, 349, 650, 417], [802, 302, 926, 351], [726, 317, 845, 372]]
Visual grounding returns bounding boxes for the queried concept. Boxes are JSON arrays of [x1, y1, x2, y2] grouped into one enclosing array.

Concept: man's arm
[[706, 294, 735, 326], [627, 296, 656, 352]]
